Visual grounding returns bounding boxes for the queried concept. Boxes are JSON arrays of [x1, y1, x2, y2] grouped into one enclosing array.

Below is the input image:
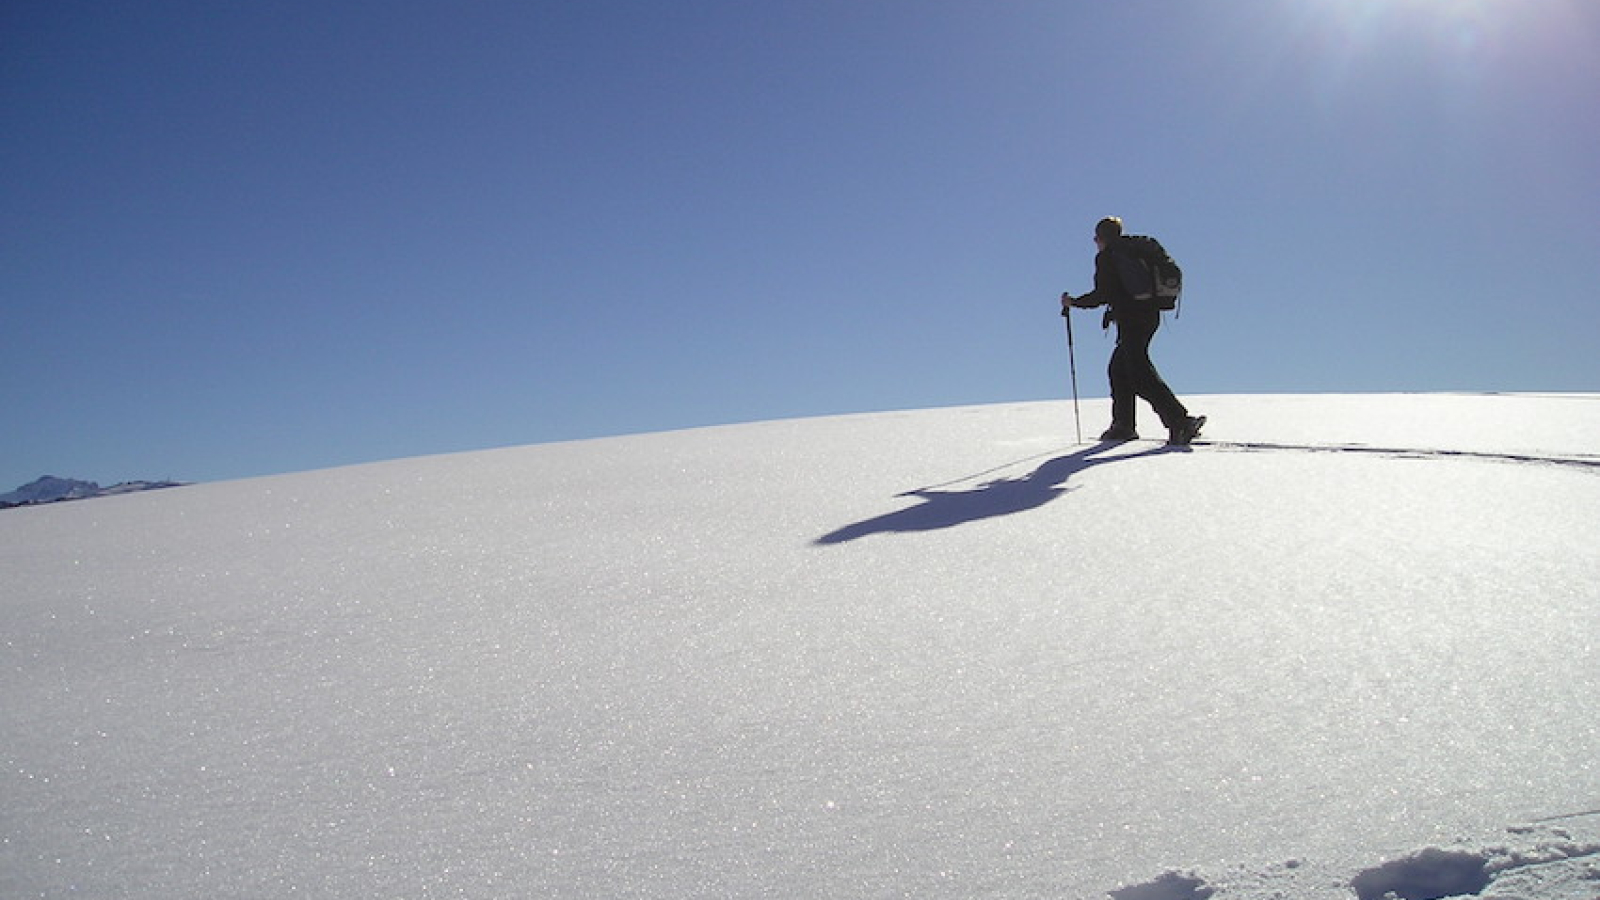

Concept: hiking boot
[[1099, 424, 1139, 442], [1167, 415, 1206, 446]]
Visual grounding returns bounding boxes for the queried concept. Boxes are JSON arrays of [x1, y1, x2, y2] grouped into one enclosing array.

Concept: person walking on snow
[[1061, 216, 1205, 445]]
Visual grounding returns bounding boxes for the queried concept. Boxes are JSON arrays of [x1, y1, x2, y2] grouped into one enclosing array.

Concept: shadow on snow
[[814, 441, 1178, 545], [812, 435, 1600, 545]]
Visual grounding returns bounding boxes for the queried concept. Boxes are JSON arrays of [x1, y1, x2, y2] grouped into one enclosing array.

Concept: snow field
[[3, 394, 1598, 898]]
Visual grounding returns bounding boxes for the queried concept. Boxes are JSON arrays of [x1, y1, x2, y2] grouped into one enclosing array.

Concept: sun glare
[[1292, 0, 1599, 84], [1286, 0, 1567, 99], [1302, 0, 1599, 50], [1306, 0, 1500, 44]]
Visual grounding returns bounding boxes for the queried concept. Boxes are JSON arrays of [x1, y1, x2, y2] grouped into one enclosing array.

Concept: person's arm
[[1060, 250, 1116, 313]]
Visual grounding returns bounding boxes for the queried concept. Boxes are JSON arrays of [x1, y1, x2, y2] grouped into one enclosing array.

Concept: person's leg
[[1120, 317, 1188, 430], [1138, 361, 1188, 431], [1107, 344, 1139, 434]]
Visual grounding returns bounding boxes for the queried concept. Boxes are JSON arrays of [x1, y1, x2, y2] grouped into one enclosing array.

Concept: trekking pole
[[1062, 301, 1083, 444]]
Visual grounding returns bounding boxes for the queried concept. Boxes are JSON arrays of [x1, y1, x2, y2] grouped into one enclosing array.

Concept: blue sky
[[4, 0, 1598, 487]]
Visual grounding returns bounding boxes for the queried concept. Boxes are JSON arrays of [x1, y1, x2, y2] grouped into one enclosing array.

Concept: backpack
[[1113, 235, 1183, 313]]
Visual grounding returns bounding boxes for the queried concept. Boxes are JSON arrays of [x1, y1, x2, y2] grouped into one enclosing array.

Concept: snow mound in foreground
[[3, 394, 1598, 899], [1119, 823, 1600, 900]]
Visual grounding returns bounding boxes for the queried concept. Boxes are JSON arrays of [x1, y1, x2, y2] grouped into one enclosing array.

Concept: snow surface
[[3, 393, 1598, 899]]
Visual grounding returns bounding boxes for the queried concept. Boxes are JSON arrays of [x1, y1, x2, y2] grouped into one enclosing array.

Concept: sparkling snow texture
[[3, 394, 1598, 899]]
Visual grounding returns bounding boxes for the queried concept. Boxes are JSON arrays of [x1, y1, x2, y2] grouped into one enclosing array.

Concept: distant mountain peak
[[1, 475, 182, 508]]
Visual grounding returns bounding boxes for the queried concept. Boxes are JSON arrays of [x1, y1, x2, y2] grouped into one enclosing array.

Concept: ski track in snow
[[904, 428, 1600, 500], [1195, 439, 1600, 473]]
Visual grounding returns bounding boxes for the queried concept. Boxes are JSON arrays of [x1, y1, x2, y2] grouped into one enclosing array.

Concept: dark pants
[[1109, 308, 1188, 431]]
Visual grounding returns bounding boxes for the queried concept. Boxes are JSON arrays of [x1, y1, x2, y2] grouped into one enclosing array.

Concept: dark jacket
[[1072, 238, 1160, 330]]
